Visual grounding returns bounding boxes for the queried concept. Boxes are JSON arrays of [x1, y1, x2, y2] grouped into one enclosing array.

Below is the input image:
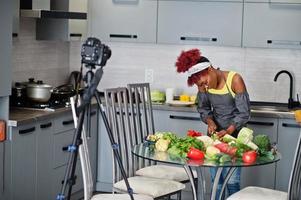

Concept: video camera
[[81, 37, 111, 67]]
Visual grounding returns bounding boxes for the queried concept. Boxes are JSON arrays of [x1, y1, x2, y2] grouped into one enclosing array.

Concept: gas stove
[[10, 97, 70, 111]]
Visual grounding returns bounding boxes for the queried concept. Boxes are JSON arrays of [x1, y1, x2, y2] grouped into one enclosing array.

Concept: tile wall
[[12, 18, 70, 87], [70, 41, 301, 103]]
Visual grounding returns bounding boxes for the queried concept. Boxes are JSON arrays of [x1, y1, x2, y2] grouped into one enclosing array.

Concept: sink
[[250, 101, 290, 112]]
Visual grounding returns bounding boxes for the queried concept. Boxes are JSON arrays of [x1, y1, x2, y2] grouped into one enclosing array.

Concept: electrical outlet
[[145, 69, 154, 83]]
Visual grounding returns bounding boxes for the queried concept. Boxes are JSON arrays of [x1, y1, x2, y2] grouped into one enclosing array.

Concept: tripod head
[[81, 37, 111, 68]]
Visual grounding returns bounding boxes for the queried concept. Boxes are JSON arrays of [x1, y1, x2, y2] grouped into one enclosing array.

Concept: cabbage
[[237, 127, 254, 144], [150, 90, 165, 102]]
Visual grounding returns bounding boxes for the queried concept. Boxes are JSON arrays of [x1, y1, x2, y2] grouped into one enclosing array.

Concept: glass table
[[132, 143, 281, 200]]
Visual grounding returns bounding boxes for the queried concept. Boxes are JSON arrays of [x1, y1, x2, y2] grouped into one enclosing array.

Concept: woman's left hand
[[216, 130, 228, 138]]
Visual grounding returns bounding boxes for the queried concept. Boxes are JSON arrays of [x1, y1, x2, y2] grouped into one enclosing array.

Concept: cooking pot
[[26, 80, 53, 103]]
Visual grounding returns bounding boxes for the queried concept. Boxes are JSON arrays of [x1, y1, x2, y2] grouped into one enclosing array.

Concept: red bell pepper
[[187, 147, 205, 160], [187, 129, 203, 137]]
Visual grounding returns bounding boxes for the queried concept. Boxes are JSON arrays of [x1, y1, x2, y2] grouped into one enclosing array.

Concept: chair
[[127, 83, 197, 183], [227, 129, 301, 200], [71, 98, 153, 200], [69, 98, 154, 200], [104, 86, 185, 199]]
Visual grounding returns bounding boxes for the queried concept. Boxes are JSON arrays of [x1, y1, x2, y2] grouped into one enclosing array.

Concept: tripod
[[56, 65, 134, 200]]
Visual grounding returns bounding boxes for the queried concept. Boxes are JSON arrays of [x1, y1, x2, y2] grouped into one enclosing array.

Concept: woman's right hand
[[206, 118, 217, 135]]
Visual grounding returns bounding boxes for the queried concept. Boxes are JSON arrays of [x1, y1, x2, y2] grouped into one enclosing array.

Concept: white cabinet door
[[241, 117, 278, 189], [157, 1, 243, 46], [91, 0, 157, 43], [276, 119, 301, 191], [243, 3, 301, 49], [69, 0, 88, 41]]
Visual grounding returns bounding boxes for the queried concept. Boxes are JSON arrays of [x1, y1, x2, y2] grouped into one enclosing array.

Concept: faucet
[[274, 70, 300, 109]]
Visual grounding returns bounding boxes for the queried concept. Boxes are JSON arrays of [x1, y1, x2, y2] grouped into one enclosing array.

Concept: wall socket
[[144, 69, 154, 83]]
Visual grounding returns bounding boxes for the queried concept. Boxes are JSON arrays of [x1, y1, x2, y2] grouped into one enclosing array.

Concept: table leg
[[184, 165, 197, 200], [196, 167, 205, 200], [218, 167, 237, 200], [211, 167, 223, 200]]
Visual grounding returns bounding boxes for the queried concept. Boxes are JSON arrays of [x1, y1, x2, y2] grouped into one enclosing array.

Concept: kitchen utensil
[[11, 82, 27, 106], [51, 84, 75, 102], [26, 80, 53, 103], [167, 100, 194, 107]]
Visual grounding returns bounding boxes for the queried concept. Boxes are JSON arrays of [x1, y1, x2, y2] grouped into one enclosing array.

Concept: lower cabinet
[[11, 123, 37, 200], [10, 108, 98, 200], [241, 117, 278, 189], [276, 119, 301, 191]]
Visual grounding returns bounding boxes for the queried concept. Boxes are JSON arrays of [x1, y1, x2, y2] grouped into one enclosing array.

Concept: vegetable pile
[[146, 127, 277, 164]]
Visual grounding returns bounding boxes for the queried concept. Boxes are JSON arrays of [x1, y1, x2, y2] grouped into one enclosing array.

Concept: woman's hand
[[206, 118, 217, 135], [216, 130, 228, 138]]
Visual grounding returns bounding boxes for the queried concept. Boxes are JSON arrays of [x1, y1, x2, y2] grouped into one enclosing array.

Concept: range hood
[[20, 0, 87, 20], [20, 9, 86, 20]]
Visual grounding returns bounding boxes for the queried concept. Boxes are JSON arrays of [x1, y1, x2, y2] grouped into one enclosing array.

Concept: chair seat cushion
[[114, 176, 185, 198], [227, 186, 288, 200], [136, 165, 197, 182], [91, 194, 153, 200]]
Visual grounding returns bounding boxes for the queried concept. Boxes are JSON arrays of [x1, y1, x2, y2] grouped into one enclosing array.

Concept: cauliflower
[[196, 135, 214, 148], [155, 138, 170, 152]]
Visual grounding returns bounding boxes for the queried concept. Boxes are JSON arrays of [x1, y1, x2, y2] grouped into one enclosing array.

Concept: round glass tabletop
[[132, 142, 281, 167]]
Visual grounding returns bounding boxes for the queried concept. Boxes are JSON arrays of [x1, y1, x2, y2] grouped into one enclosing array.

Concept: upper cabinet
[[12, 0, 19, 36], [243, 3, 301, 49], [68, 0, 88, 40], [90, 0, 157, 43], [157, 1, 243, 47]]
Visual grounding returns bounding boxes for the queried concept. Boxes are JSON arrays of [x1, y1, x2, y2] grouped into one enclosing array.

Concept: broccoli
[[253, 134, 271, 152]]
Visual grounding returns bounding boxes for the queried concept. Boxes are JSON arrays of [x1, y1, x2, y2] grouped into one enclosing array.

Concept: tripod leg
[[94, 92, 135, 200]]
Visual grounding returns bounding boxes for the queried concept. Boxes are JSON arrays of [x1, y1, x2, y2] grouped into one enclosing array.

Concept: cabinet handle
[[62, 120, 74, 126], [12, 33, 18, 37], [180, 36, 217, 42], [169, 115, 201, 121], [40, 122, 52, 129], [69, 33, 82, 37], [19, 127, 35, 135], [247, 121, 274, 126], [267, 40, 301, 46], [109, 34, 138, 39], [282, 123, 301, 128]]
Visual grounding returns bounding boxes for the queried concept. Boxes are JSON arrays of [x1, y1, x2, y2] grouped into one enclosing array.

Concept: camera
[[81, 37, 111, 67]]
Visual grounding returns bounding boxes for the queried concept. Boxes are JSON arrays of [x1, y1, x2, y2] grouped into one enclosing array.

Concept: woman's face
[[195, 67, 217, 91]]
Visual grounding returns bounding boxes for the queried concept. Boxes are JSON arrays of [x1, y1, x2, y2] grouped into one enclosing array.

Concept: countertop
[[8, 102, 296, 127]]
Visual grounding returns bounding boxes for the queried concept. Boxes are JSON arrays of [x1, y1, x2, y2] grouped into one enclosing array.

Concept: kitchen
[[1, 0, 301, 200]]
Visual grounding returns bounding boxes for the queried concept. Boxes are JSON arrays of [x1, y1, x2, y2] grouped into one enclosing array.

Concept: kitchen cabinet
[[8, 108, 98, 199], [11, 122, 37, 200], [90, 0, 157, 43], [0, 0, 12, 97], [243, 3, 301, 49], [97, 111, 114, 192], [157, 1, 243, 47], [276, 118, 301, 191], [68, 0, 88, 41], [241, 117, 278, 189], [12, 0, 19, 36]]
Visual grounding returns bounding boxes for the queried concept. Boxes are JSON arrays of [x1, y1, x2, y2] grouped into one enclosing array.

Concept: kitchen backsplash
[[70, 41, 301, 103], [12, 18, 70, 87]]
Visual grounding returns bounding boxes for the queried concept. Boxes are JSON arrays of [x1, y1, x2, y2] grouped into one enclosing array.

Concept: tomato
[[187, 130, 203, 137], [187, 147, 205, 160], [214, 142, 237, 156], [242, 150, 257, 164]]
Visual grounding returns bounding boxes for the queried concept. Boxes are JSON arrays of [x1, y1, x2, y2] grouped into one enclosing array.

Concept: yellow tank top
[[208, 71, 236, 97]]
